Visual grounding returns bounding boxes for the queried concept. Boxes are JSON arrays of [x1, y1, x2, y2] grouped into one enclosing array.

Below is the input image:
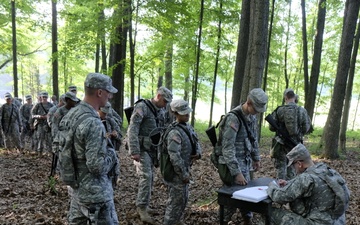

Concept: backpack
[[159, 122, 196, 182], [309, 164, 350, 219], [58, 113, 91, 188], [281, 104, 299, 137]]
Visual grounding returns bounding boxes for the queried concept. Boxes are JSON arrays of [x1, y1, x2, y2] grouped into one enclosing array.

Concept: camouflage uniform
[[217, 105, 261, 221], [47, 105, 58, 139], [19, 98, 33, 149], [267, 162, 349, 225], [60, 73, 119, 225], [108, 107, 123, 129], [31, 99, 54, 154], [269, 101, 311, 180], [0, 102, 22, 150], [127, 100, 166, 207], [163, 121, 201, 225]]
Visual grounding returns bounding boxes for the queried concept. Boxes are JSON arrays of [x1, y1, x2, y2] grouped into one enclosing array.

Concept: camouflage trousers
[[273, 146, 295, 180], [164, 176, 189, 225], [134, 150, 155, 207], [270, 207, 324, 225], [1, 125, 22, 150], [67, 198, 119, 225], [35, 124, 52, 153]]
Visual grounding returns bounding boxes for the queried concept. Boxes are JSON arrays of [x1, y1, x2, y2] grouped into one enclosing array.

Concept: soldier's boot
[[146, 207, 157, 215], [137, 206, 156, 224]]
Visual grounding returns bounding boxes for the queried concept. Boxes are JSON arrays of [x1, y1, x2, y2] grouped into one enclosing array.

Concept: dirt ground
[[0, 140, 359, 225]]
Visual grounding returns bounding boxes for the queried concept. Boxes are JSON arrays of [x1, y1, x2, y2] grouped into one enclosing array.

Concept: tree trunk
[[305, 0, 326, 121], [164, 40, 173, 91], [11, 0, 18, 97], [301, 0, 310, 99], [231, 0, 250, 109], [51, 0, 59, 99], [339, 18, 360, 153], [111, 0, 131, 118], [209, 0, 223, 127], [284, 0, 291, 90], [190, 0, 204, 127], [321, 0, 360, 159], [129, 2, 136, 105]]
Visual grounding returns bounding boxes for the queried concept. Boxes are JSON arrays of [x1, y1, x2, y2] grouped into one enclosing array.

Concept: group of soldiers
[[0, 85, 123, 157]]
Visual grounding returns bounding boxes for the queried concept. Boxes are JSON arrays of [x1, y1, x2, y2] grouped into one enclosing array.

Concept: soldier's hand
[[253, 161, 261, 171], [234, 173, 247, 186], [131, 154, 140, 162]]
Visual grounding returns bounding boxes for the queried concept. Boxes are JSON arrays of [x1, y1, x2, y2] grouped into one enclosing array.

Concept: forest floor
[[0, 138, 360, 225]]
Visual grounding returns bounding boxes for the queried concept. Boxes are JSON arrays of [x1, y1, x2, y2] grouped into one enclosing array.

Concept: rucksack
[[309, 164, 350, 219], [159, 122, 196, 182], [58, 113, 91, 188], [281, 104, 299, 137]]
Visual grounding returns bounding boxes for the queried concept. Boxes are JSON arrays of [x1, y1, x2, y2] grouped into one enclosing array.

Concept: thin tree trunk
[[51, 0, 59, 99], [301, 0, 310, 98], [129, 1, 136, 105], [284, 0, 291, 90], [339, 18, 360, 153], [321, 0, 360, 159], [11, 0, 18, 97], [209, 0, 223, 127], [190, 0, 204, 127], [352, 94, 360, 131], [305, 0, 326, 121], [164, 40, 173, 91], [231, 0, 250, 109]]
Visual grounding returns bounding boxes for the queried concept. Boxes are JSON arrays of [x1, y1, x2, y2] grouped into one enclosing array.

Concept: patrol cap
[[170, 99, 192, 115], [4, 93, 12, 100], [68, 85, 77, 92], [64, 92, 80, 102], [248, 88, 268, 113], [25, 95, 32, 100], [59, 94, 66, 103], [100, 102, 111, 114], [157, 86, 173, 103], [287, 144, 311, 167], [84, 73, 118, 94], [40, 92, 49, 98]]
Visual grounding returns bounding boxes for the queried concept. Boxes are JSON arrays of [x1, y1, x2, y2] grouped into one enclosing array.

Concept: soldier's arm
[[167, 129, 189, 182], [127, 104, 145, 155]]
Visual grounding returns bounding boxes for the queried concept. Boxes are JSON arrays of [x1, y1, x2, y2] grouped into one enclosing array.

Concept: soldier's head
[[245, 88, 268, 115], [63, 92, 80, 109], [51, 95, 57, 103], [25, 95, 32, 104], [4, 93, 12, 104], [154, 86, 173, 108], [287, 144, 313, 174], [284, 88, 296, 103], [68, 85, 77, 95], [84, 73, 118, 108], [170, 99, 192, 123], [40, 92, 49, 103]]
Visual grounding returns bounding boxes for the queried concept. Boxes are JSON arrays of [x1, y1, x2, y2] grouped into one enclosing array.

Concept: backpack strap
[[229, 109, 256, 146]]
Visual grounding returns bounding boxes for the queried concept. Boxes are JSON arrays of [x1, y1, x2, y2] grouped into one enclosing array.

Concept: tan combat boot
[[137, 206, 156, 224]]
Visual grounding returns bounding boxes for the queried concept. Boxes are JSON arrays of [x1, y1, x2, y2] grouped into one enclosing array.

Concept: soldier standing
[[31, 92, 54, 156], [269, 88, 311, 180], [162, 99, 201, 225], [0, 93, 22, 151], [20, 95, 34, 151], [127, 86, 173, 224], [98, 102, 122, 151], [59, 73, 119, 224], [216, 88, 268, 225]]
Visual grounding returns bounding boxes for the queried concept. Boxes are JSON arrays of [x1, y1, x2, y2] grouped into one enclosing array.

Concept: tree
[[301, 0, 310, 99], [52, 0, 59, 100], [231, 0, 250, 109], [11, 0, 18, 97], [339, 18, 360, 153], [321, 0, 360, 159], [305, 0, 326, 121]]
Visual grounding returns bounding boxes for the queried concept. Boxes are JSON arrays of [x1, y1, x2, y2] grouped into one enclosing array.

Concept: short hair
[[85, 86, 97, 96], [285, 90, 296, 99]]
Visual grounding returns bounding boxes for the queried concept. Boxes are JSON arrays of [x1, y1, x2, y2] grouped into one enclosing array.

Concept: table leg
[[265, 214, 270, 225], [219, 204, 224, 225]]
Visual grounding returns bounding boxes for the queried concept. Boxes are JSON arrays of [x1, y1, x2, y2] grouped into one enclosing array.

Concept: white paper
[[232, 186, 269, 203]]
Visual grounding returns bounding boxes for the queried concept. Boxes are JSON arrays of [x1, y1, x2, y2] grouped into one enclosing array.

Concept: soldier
[[13, 96, 22, 109], [31, 92, 54, 156], [59, 72, 119, 224], [269, 88, 311, 180], [51, 95, 58, 105], [0, 93, 22, 151], [68, 85, 77, 96], [216, 88, 268, 225], [98, 102, 122, 151], [48, 94, 66, 140], [162, 99, 201, 225], [127, 86, 173, 224], [267, 144, 350, 225], [20, 95, 34, 150]]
